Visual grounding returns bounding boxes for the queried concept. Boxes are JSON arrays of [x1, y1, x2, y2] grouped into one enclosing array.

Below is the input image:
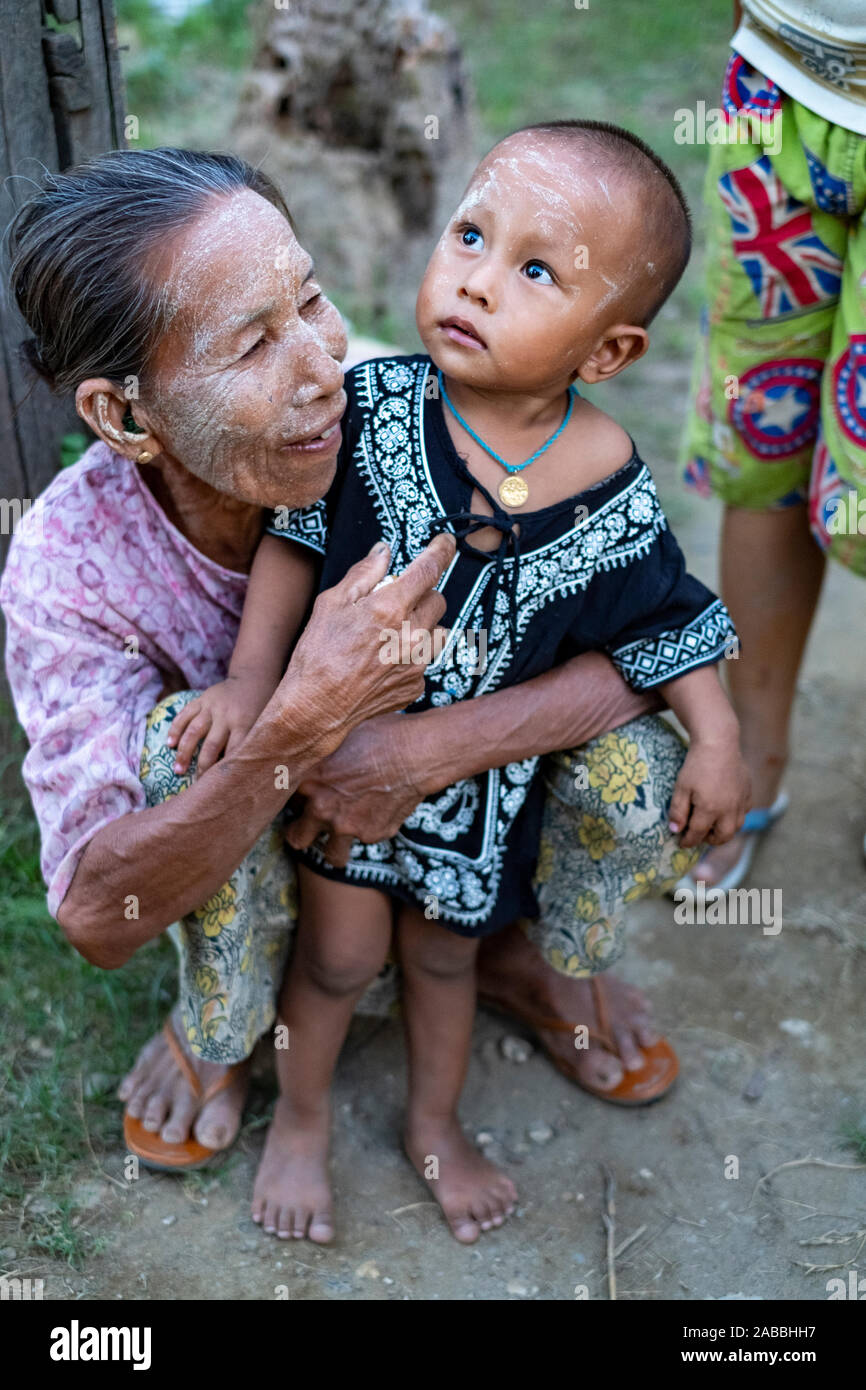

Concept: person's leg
[[398, 905, 517, 1243], [694, 503, 825, 883], [252, 865, 393, 1241], [119, 690, 297, 1152], [479, 713, 699, 1094]]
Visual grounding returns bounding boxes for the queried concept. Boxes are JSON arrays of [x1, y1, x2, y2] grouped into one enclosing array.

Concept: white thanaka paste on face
[[418, 129, 656, 397], [142, 189, 346, 505]]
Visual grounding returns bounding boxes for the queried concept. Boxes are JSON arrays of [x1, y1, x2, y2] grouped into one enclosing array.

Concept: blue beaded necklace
[[437, 368, 578, 507]]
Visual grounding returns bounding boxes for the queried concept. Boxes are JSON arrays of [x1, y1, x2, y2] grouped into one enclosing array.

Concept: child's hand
[[668, 739, 751, 849], [166, 674, 275, 776]]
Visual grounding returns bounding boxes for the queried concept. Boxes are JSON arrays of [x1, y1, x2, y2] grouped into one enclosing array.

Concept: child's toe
[[472, 1198, 494, 1230], [447, 1209, 480, 1243], [308, 1210, 334, 1244]]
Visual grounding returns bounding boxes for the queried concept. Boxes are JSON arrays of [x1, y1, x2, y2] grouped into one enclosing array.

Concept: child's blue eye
[[460, 227, 483, 248], [524, 261, 554, 284]]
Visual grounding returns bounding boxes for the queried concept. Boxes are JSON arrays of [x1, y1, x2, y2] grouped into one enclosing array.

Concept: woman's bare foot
[[251, 1097, 334, 1242], [405, 1117, 517, 1244], [117, 1008, 248, 1151], [478, 924, 662, 1093]]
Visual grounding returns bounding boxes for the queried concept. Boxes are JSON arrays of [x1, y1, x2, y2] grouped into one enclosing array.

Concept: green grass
[[841, 1123, 866, 1162], [116, 0, 257, 148], [0, 728, 178, 1265]]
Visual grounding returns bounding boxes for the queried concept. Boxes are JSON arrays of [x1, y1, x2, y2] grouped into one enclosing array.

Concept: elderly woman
[[1, 148, 699, 1191]]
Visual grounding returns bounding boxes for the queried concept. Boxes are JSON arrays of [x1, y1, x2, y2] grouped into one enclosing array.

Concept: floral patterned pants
[[140, 692, 701, 1062]]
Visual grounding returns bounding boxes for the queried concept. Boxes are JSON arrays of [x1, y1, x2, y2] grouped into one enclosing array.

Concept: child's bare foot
[[404, 1117, 517, 1244], [251, 1097, 334, 1243]]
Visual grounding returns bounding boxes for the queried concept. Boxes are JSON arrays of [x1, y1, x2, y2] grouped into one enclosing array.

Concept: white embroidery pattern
[[610, 597, 736, 688], [303, 358, 731, 925], [265, 502, 329, 555]]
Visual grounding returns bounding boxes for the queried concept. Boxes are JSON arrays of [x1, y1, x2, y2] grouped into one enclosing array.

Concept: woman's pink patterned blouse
[[0, 443, 248, 918]]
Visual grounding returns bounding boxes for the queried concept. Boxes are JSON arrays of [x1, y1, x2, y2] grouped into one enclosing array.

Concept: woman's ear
[[578, 324, 649, 385], [75, 379, 164, 462]]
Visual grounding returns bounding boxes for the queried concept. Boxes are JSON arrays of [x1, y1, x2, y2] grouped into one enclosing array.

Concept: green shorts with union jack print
[[683, 52, 866, 576]]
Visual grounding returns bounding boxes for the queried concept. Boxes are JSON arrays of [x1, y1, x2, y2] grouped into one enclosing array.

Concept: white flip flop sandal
[[672, 789, 790, 898]]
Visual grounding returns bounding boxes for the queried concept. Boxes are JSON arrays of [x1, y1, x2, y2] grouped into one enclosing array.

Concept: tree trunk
[[0, 0, 126, 786], [232, 0, 476, 341]]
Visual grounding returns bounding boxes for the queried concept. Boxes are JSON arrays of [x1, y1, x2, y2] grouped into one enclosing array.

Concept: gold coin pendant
[[498, 474, 529, 507]]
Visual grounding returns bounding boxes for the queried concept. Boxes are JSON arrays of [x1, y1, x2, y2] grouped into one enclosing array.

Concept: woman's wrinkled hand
[[285, 712, 425, 865], [277, 534, 454, 760]]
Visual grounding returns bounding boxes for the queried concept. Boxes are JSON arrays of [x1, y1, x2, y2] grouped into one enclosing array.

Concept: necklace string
[[437, 369, 578, 475], [428, 456, 522, 652]]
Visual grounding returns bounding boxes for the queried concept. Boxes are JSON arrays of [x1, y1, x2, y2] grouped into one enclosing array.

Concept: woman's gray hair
[[4, 147, 293, 395]]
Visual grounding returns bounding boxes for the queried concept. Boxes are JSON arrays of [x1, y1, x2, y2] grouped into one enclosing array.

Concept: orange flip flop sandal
[[123, 1019, 244, 1170], [479, 974, 678, 1107]]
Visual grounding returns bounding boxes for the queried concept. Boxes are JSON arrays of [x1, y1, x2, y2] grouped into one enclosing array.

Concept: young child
[[168, 120, 750, 1245]]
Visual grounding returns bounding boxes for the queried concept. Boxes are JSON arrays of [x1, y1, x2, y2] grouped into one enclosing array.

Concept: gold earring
[[136, 449, 154, 464]]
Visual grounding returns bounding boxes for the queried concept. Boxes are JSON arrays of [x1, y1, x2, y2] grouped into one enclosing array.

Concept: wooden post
[[0, 0, 126, 779]]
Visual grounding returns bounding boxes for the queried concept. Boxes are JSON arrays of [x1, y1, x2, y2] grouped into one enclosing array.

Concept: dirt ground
[[10, 462, 866, 1305]]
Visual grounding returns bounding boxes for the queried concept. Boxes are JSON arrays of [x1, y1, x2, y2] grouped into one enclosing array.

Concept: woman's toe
[[612, 1023, 644, 1070], [160, 1088, 198, 1145], [125, 1079, 159, 1120], [581, 1048, 625, 1091], [634, 1016, 660, 1048], [193, 1098, 235, 1150], [141, 1099, 170, 1133]]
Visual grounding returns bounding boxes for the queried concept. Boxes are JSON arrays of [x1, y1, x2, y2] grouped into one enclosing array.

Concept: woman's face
[[143, 188, 348, 509]]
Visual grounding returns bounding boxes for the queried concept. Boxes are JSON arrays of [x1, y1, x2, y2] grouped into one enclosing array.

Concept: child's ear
[[578, 324, 649, 385]]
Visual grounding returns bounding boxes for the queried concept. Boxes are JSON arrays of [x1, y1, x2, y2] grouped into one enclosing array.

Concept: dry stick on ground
[[387, 1201, 438, 1235], [793, 1227, 866, 1275], [601, 1163, 617, 1300], [614, 1223, 648, 1260], [748, 1155, 866, 1208], [76, 1073, 127, 1191]]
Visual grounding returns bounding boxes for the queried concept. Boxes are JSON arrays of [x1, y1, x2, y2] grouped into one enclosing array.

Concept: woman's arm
[[56, 533, 455, 968], [58, 681, 332, 968], [288, 650, 662, 863]]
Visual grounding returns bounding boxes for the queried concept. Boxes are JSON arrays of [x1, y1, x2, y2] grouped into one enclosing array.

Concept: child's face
[[416, 132, 648, 393]]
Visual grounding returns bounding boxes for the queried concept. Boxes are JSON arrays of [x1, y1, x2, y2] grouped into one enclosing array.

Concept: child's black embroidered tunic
[[266, 356, 737, 935]]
